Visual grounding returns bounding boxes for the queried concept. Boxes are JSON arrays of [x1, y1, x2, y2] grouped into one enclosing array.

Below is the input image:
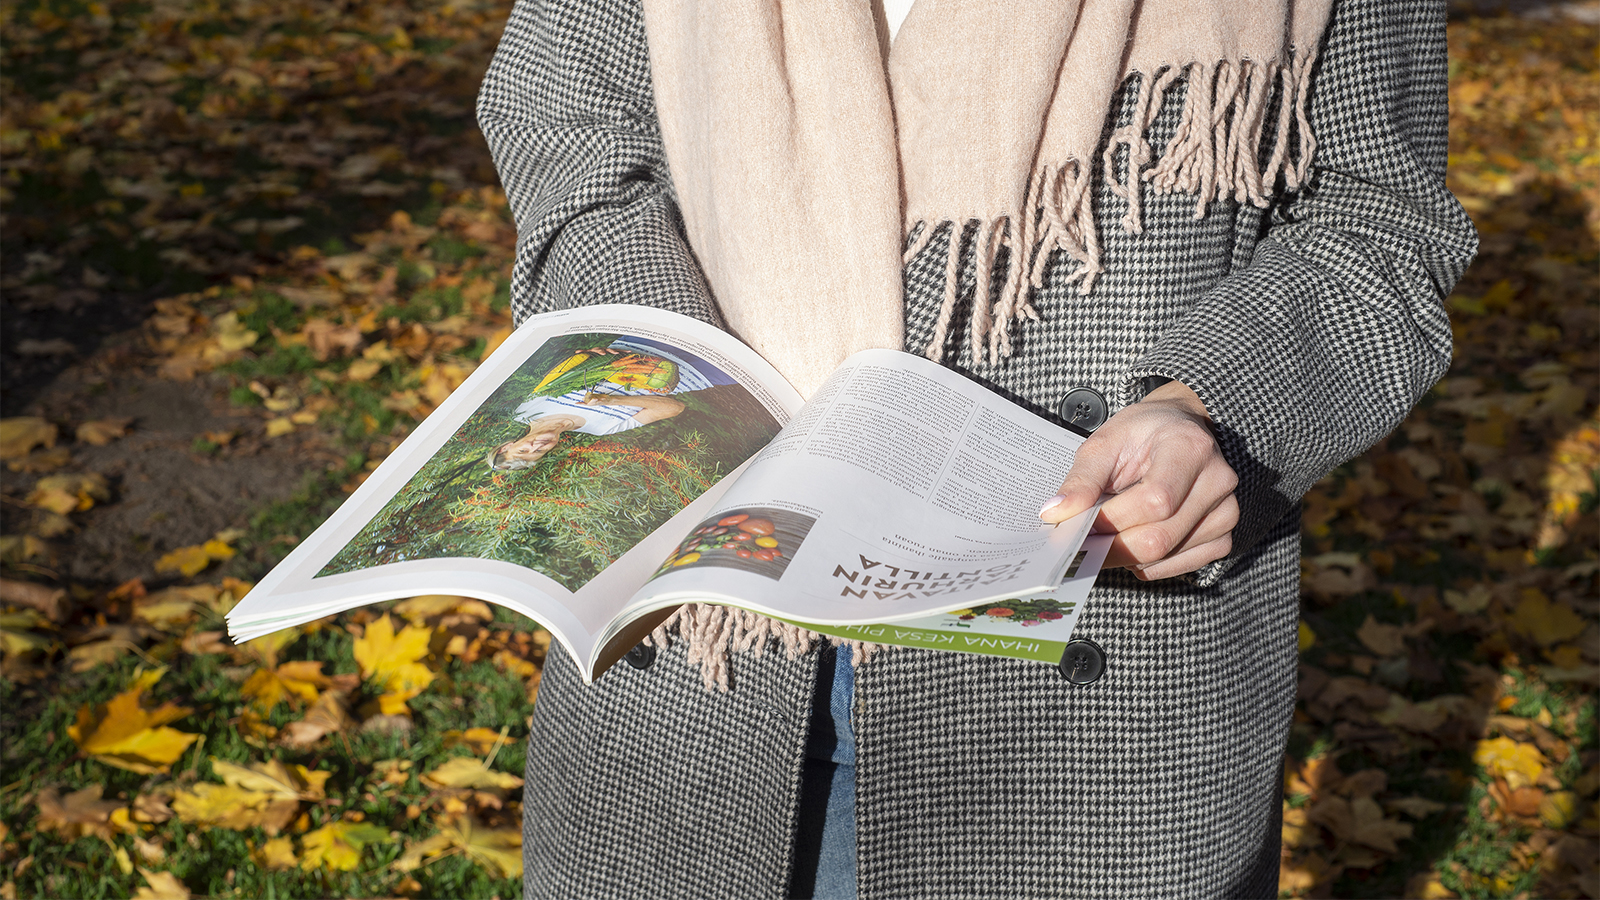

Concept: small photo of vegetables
[[652, 506, 817, 582], [941, 596, 1076, 628]]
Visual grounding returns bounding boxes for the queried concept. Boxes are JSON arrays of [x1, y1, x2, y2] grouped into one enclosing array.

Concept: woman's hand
[[1039, 381, 1239, 580]]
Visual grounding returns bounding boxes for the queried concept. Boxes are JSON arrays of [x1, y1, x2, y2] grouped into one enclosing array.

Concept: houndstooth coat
[[477, 0, 1475, 895]]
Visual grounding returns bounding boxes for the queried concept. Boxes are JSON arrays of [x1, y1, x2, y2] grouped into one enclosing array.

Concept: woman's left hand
[[1039, 381, 1240, 580]]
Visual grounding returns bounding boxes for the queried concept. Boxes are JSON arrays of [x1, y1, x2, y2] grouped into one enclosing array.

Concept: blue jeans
[[789, 644, 857, 899]]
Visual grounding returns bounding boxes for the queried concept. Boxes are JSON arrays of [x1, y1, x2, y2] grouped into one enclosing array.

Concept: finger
[[1096, 422, 1232, 531], [1041, 441, 1120, 523], [1103, 493, 1238, 569], [1130, 532, 1234, 580]]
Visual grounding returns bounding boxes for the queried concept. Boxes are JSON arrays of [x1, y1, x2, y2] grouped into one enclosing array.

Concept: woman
[[476, 0, 1475, 895], [487, 339, 720, 469]]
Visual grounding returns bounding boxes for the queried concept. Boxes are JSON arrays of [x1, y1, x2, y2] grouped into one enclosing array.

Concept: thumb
[[1041, 444, 1116, 523]]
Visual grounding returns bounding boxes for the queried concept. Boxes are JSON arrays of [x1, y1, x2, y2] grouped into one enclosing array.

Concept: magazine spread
[[227, 305, 1102, 682]]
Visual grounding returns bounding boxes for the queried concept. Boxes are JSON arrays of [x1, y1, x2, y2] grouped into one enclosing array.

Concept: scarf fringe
[[646, 604, 887, 692], [909, 48, 1318, 366]]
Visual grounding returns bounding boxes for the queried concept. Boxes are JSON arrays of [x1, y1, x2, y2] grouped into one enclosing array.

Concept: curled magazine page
[[623, 349, 1096, 626], [226, 305, 802, 669], [791, 534, 1113, 662]]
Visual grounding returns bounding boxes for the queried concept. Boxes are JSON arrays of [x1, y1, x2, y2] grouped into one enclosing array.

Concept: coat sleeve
[[1126, 0, 1477, 584], [475, 0, 722, 328]]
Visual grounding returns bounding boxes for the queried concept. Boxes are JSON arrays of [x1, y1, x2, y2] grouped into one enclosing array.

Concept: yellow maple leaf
[[252, 836, 298, 870], [171, 759, 329, 834], [0, 417, 58, 459], [1508, 588, 1586, 647], [299, 821, 392, 871], [353, 614, 435, 714], [396, 818, 522, 879], [68, 668, 200, 773], [212, 758, 331, 800], [171, 783, 295, 832], [420, 757, 524, 794], [1473, 736, 1546, 789], [134, 868, 190, 900], [241, 660, 330, 712]]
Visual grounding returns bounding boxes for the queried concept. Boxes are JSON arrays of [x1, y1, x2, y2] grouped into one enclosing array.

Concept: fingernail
[[1038, 495, 1066, 517]]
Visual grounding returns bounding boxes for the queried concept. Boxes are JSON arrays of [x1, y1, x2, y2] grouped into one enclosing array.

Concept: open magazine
[[227, 305, 1106, 682]]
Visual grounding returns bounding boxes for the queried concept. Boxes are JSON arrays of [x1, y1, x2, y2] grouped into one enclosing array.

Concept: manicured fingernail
[[1038, 495, 1066, 517]]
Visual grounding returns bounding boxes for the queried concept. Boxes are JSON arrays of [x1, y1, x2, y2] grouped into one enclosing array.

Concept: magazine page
[[226, 305, 803, 670], [788, 534, 1112, 663], [609, 349, 1096, 636]]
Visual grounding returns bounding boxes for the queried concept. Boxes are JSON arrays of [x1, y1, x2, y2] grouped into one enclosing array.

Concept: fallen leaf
[[152, 546, 211, 578], [443, 727, 506, 756], [0, 578, 67, 620], [420, 757, 524, 794], [352, 613, 435, 715], [211, 311, 259, 352], [1337, 769, 1388, 798], [67, 668, 200, 773], [1473, 736, 1546, 789], [1297, 621, 1316, 653], [26, 473, 110, 515], [5, 445, 72, 473], [241, 660, 331, 712], [396, 818, 522, 879], [252, 836, 297, 870], [1281, 804, 1318, 849], [1509, 588, 1587, 646], [301, 318, 363, 361], [1356, 615, 1407, 657], [171, 759, 329, 834], [241, 627, 300, 669], [1401, 870, 1456, 899], [0, 610, 56, 657], [1539, 790, 1579, 828], [171, 783, 291, 832], [299, 821, 391, 871], [279, 688, 353, 749], [153, 536, 236, 578], [1442, 584, 1492, 614], [1309, 794, 1413, 852], [132, 792, 174, 824], [0, 418, 58, 459], [134, 868, 190, 900], [75, 417, 133, 446], [34, 785, 123, 840], [132, 836, 166, 864]]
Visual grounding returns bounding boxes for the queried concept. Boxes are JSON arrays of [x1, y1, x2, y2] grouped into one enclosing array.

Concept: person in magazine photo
[[319, 332, 781, 591], [487, 339, 720, 470]]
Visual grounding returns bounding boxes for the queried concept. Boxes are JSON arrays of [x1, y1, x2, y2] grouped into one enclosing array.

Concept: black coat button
[[1058, 387, 1108, 435], [623, 641, 656, 670], [1058, 639, 1105, 684]]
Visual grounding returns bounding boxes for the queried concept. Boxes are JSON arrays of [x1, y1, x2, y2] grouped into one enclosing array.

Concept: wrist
[[1139, 380, 1210, 422]]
